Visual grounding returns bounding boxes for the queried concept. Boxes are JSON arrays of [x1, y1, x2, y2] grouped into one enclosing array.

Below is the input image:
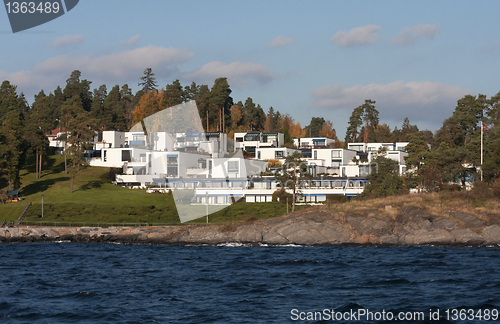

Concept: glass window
[[244, 133, 260, 141], [332, 150, 341, 158], [122, 150, 132, 162], [236, 137, 243, 142], [275, 151, 284, 158]]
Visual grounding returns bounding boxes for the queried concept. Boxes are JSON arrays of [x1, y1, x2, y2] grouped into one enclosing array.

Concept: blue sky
[[1, 0, 500, 138]]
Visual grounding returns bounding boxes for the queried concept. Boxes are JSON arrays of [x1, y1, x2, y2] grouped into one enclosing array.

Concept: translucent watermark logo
[[4, 0, 79, 33], [128, 101, 249, 223]]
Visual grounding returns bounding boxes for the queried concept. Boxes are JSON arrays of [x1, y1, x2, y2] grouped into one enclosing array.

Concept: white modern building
[[293, 137, 337, 149], [255, 147, 300, 163], [234, 132, 284, 153]]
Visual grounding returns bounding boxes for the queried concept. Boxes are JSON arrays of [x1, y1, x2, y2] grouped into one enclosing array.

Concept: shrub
[[272, 188, 292, 203], [469, 181, 493, 201], [492, 181, 500, 198], [439, 184, 462, 192]]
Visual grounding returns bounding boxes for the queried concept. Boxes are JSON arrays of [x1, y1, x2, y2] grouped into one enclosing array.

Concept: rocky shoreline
[[1, 206, 500, 246]]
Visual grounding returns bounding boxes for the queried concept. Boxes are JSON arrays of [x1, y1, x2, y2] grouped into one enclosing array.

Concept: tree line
[[2, 67, 500, 193], [0, 68, 339, 191], [349, 94, 500, 197]]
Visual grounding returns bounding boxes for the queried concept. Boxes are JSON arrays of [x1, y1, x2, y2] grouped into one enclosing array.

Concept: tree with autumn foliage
[[131, 90, 163, 125], [318, 120, 338, 139]]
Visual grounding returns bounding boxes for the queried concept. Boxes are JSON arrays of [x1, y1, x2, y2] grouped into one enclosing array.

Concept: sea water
[[0, 243, 499, 323]]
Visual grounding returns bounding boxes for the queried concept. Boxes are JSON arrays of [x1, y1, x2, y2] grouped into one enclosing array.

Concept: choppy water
[[0, 243, 499, 323]]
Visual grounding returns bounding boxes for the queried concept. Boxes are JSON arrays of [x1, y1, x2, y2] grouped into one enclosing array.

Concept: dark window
[[122, 150, 132, 162]]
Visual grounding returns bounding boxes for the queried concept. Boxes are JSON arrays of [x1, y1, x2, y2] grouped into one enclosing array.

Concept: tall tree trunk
[[35, 149, 39, 179], [71, 174, 74, 193], [39, 151, 43, 178], [64, 142, 67, 174]]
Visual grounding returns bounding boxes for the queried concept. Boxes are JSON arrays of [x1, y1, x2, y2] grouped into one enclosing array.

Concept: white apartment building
[[255, 147, 300, 163], [293, 137, 336, 149], [234, 132, 284, 153]]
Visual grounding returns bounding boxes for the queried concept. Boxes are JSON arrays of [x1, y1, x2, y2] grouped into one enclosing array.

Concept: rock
[[346, 216, 392, 237], [234, 225, 263, 243], [450, 228, 484, 245], [444, 211, 485, 229], [481, 225, 500, 244], [404, 229, 455, 245]]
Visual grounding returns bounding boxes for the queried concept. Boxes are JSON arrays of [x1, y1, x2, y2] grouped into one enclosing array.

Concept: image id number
[[5, 2, 60, 14]]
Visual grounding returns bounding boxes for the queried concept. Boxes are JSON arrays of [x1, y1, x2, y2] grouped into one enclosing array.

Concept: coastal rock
[[444, 211, 485, 229], [1, 205, 500, 245], [403, 229, 455, 245], [481, 225, 500, 244], [450, 228, 484, 245]]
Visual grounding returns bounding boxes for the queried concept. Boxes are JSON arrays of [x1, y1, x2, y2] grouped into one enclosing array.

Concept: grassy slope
[[0, 154, 299, 225]]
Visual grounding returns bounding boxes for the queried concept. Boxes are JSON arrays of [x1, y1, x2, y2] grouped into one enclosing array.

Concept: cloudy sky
[[1, 0, 499, 138]]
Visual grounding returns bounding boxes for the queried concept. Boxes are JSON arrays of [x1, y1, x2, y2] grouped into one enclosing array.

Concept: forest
[[1, 68, 500, 194]]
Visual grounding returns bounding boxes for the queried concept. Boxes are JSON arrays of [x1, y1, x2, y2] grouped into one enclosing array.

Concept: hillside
[[0, 155, 298, 225]]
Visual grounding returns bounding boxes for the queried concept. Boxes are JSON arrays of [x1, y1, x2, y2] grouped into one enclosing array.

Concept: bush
[[439, 184, 462, 192], [492, 181, 500, 198], [272, 188, 292, 203], [326, 195, 349, 204], [469, 181, 493, 201]]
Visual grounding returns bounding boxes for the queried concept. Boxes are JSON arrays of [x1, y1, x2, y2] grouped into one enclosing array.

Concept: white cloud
[[390, 24, 441, 46], [181, 61, 278, 89], [267, 36, 295, 47], [0, 45, 195, 100], [123, 34, 142, 47], [311, 81, 471, 131], [331, 25, 381, 47], [50, 34, 84, 47]]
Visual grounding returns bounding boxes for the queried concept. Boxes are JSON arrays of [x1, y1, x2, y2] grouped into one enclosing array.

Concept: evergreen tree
[[345, 105, 363, 143], [362, 155, 406, 198], [305, 117, 325, 137], [162, 80, 185, 108], [209, 77, 232, 132], [138, 68, 157, 92]]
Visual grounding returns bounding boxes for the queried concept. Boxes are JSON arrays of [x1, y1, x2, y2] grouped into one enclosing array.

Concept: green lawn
[[1, 154, 304, 225]]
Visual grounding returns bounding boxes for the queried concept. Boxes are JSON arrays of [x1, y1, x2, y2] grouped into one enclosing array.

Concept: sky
[[1, 0, 500, 138]]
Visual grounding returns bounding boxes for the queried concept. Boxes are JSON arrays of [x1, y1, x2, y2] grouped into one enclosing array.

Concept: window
[[301, 141, 309, 147], [275, 150, 284, 158], [236, 137, 243, 142], [331, 161, 341, 169], [122, 150, 132, 162], [167, 156, 178, 165], [103, 150, 107, 162], [257, 151, 261, 159], [331, 150, 341, 158], [314, 150, 317, 159], [244, 133, 260, 141], [349, 145, 363, 152]]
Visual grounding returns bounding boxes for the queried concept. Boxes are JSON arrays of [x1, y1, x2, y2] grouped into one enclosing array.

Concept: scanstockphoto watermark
[[291, 308, 425, 321], [3, 0, 79, 33], [290, 308, 499, 322]]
